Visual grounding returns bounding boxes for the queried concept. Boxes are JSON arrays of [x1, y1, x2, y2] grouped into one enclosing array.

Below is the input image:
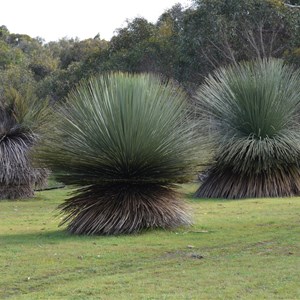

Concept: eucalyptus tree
[[178, 0, 300, 89], [36, 73, 200, 235], [195, 59, 300, 198]]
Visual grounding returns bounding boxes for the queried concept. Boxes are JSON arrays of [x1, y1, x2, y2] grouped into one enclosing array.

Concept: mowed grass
[[0, 184, 299, 299]]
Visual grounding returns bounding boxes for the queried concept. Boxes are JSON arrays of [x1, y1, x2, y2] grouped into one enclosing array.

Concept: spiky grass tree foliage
[[0, 88, 49, 199], [36, 73, 198, 235], [195, 59, 300, 199]]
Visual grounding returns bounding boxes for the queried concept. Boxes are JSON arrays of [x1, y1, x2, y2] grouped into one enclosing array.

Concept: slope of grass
[[0, 185, 299, 299]]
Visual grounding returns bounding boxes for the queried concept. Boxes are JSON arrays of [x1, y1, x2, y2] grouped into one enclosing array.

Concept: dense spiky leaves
[[195, 59, 300, 198], [36, 73, 199, 234], [0, 89, 49, 199]]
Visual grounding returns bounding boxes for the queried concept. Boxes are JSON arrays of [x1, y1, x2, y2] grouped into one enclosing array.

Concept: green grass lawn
[[0, 184, 299, 299]]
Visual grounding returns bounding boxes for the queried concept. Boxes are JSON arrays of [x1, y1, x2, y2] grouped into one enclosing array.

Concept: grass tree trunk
[[0, 88, 50, 200], [60, 184, 191, 235], [0, 138, 49, 199], [196, 165, 300, 199]]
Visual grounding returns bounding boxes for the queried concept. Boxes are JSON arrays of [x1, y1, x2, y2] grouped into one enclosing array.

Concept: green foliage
[[0, 40, 24, 68], [0, 25, 9, 40], [39, 73, 198, 185], [1, 1, 300, 102], [37, 37, 109, 101], [36, 73, 200, 234], [282, 3, 300, 67], [3, 87, 50, 134], [195, 58, 300, 198], [0, 65, 36, 100], [176, 0, 300, 88], [107, 18, 158, 73]]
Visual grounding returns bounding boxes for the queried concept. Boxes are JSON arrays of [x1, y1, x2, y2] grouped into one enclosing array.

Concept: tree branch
[[284, 3, 300, 8]]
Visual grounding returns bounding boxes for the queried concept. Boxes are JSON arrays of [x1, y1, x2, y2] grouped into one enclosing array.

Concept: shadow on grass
[[186, 193, 227, 203], [0, 230, 103, 245], [0, 224, 204, 247], [181, 182, 227, 202], [0, 227, 168, 245], [185, 190, 272, 203]]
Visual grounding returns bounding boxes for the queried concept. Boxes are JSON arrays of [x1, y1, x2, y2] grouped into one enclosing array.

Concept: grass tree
[[35, 73, 199, 235], [195, 59, 300, 199], [0, 88, 49, 199]]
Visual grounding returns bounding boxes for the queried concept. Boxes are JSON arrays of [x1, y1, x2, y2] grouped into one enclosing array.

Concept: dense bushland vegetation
[[0, 0, 300, 220], [0, 0, 299, 104]]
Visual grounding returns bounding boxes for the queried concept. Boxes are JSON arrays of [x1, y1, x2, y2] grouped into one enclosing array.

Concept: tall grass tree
[[0, 88, 49, 199], [194, 59, 300, 199], [36, 73, 199, 235]]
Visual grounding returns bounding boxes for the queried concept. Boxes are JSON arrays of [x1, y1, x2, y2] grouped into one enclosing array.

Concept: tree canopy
[[0, 0, 299, 102]]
